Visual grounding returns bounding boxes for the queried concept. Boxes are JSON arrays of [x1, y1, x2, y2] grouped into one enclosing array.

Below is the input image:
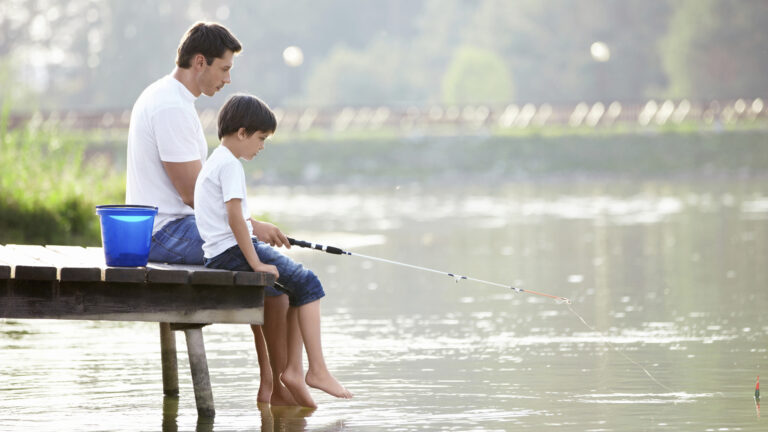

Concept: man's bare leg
[[251, 324, 273, 403], [280, 306, 317, 408], [262, 294, 298, 405]]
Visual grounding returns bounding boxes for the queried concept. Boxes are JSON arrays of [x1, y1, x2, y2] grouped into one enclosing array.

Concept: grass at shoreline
[[0, 117, 124, 245]]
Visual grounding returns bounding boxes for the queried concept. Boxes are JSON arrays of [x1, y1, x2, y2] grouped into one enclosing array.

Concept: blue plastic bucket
[[95, 205, 158, 267]]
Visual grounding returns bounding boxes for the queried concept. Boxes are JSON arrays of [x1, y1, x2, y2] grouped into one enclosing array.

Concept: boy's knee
[[296, 267, 321, 287]]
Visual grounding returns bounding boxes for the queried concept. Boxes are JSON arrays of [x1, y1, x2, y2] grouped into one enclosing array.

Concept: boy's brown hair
[[218, 94, 277, 139]]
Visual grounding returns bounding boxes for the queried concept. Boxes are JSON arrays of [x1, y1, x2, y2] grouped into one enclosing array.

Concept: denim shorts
[[149, 215, 205, 265], [204, 239, 325, 307]]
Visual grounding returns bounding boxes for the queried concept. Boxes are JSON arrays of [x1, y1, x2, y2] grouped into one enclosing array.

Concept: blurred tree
[[75, 0, 194, 109], [441, 45, 514, 105], [661, 0, 768, 99], [0, 58, 38, 111], [304, 0, 472, 106], [87, 0, 429, 108], [0, 0, 100, 107], [305, 38, 416, 106], [4, 0, 768, 109], [466, 0, 671, 103], [222, 0, 420, 107], [1, 0, 428, 109], [409, 0, 478, 103]]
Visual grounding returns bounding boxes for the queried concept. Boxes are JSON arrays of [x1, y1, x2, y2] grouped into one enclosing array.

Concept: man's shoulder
[[135, 76, 191, 114]]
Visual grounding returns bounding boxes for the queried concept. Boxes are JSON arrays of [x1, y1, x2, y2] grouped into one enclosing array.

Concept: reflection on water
[[258, 404, 321, 432], [1, 182, 767, 431], [162, 398, 320, 432]]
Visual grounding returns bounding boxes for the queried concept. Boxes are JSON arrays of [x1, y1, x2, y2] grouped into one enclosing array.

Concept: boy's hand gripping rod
[[287, 237, 571, 304]]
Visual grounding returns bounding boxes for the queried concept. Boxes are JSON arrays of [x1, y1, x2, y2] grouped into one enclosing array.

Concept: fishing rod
[[287, 237, 571, 304]]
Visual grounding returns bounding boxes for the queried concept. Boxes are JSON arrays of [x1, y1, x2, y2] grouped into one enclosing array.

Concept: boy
[[194, 94, 352, 406]]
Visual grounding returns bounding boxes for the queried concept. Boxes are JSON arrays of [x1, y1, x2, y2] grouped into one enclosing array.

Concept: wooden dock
[[0, 244, 273, 417]]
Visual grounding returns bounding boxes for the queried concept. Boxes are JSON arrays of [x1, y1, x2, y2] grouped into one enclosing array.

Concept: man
[[125, 21, 300, 406], [126, 22, 289, 263]]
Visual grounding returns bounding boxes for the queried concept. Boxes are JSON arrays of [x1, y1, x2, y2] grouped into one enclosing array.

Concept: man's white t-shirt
[[125, 75, 208, 232], [194, 145, 254, 259]]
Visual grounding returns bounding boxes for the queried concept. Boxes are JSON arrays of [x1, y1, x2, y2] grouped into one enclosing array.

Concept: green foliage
[[0, 111, 124, 245], [441, 45, 514, 104], [661, 0, 768, 99], [305, 38, 427, 105]]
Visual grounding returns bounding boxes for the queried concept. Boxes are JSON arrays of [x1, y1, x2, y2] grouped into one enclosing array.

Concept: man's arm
[[163, 160, 202, 208], [227, 199, 279, 278]]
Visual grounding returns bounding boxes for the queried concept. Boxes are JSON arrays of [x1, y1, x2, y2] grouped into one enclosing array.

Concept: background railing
[[6, 98, 767, 134]]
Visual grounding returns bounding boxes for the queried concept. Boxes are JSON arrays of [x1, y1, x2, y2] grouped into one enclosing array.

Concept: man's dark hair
[[176, 22, 242, 68], [218, 94, 277, 139]]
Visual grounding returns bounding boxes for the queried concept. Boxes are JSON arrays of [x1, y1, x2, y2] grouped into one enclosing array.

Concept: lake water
[[2, 181, 767, 431]]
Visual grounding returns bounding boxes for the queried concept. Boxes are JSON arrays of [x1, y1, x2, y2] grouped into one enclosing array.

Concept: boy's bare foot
[[281, 368, 317, 408], [305, 369, 353, 399], [270, 381, 299, 406]]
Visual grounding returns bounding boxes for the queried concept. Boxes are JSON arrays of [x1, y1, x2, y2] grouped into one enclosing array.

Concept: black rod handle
[[287, 237, 311, 248], [287, 237, 345, 255]]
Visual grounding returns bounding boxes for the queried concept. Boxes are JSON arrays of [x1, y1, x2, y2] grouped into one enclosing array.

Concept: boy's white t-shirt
[[125, 75, 208, 232], [194, 145, 254, 259]]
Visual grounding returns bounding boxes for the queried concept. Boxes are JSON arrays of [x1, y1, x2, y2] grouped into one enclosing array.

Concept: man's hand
[[251, 219, 291, 248]]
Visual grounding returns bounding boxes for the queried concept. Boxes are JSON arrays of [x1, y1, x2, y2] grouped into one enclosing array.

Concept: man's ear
[[194, 54, 206, 69]]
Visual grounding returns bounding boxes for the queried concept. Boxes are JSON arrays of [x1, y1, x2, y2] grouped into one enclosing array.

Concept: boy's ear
[[237, 127, 247, 140]]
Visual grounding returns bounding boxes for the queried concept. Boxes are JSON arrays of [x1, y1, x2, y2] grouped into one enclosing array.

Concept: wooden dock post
[[159, 322, 179, 396], [184, 327, 215, 417]]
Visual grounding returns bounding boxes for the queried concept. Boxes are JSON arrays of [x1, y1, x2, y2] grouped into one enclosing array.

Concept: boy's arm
[[249, 218, 291, 249], [226, 198, 279, 278]]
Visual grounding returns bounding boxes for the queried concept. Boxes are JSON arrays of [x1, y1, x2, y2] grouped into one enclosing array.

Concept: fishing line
[[288, 236, 674, 392], [566, 302, 675, 392], [286, 237, 571, 303]]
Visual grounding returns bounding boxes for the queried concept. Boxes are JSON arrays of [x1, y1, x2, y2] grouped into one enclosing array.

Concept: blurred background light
[[282, 45, 304, 67], [590, 41, 611, 62]]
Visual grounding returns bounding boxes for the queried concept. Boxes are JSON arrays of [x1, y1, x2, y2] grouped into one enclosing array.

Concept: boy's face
[[242, 131, 271, 160], [197, 50, 234, 97]]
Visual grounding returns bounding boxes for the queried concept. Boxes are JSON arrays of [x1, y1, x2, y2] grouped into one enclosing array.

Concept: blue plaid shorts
[[204, 239, 325, 307]]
